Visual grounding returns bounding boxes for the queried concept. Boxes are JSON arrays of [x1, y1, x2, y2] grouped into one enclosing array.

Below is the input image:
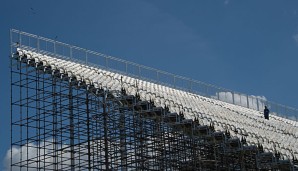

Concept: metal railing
[[10, 29, 298, 121]]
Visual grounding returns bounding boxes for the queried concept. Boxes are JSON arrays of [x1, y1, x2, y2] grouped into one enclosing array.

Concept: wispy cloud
[[3, 138, 138, 171], [293, 34, 298, 44], [215, 92, 267, 111], [224, 0, 230, 5], [4, 139, 98, 171]]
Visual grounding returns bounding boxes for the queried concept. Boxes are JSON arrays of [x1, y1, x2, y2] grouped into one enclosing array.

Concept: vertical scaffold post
[[105, 57, 108, 68], [37, 36, 40, 53], [103, 91, 110, 170], [256, 98, 260, 111], [119, 107, 127, 170], [69, 81, 75, 171], [19, 31, 22, 48], [54, 40, 56, 56], [86, 91, 91, 171], [247, 95, 250, 109], [52, 77, 58, 170], [70, 46, 73, 59]]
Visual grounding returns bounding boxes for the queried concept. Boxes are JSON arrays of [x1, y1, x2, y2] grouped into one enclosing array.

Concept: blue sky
[[1, 0, 298, 169]]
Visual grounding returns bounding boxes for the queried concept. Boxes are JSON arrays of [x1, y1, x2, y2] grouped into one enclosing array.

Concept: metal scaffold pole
[[69, 82, 75, 171], [86, 91, 91, 171], [102, 91, 110, 170], [119, 107, 127, 170]]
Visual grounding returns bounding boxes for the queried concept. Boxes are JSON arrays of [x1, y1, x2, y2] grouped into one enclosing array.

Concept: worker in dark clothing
[[264, 106, 269, 120]]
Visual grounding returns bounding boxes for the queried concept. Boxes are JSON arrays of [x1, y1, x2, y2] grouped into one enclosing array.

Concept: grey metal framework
[[10, 47, 298, 171]]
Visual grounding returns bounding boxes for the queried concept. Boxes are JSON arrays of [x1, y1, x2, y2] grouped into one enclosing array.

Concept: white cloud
[[3, 138, 157, 170], [3, 139, 75, 171], [293, 34, 298, 44], [214, 92, 267, 111], [224, 0, 230, 5]]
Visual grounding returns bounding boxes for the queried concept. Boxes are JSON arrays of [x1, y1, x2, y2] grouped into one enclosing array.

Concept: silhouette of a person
[[264, 106, 269, 120]]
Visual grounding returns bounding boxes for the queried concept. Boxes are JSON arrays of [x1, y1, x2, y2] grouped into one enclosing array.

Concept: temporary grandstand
[[10, 29, 298, 170]]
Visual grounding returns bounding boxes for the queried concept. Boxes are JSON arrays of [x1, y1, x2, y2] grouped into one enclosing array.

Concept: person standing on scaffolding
[[264, 106, 270, 120]]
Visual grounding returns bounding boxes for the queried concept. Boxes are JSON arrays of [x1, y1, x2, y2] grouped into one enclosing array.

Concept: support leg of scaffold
[[103, 91, 110, 170], [86, 91, 91, 171], [52, 77, 58, 170], [69, 82, 75, 171], [120, 108, 127, 170]]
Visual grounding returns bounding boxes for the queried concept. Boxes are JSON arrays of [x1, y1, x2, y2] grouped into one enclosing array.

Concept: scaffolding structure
[[11, 51, 298, 171], [10, 30, 298, 171]]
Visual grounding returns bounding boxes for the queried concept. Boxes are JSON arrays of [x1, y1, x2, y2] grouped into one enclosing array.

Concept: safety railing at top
[[10, 29, 298, 121]]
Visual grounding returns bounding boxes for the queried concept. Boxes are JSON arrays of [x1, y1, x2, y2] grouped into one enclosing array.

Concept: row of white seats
[[16, 48, 298, 160]]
